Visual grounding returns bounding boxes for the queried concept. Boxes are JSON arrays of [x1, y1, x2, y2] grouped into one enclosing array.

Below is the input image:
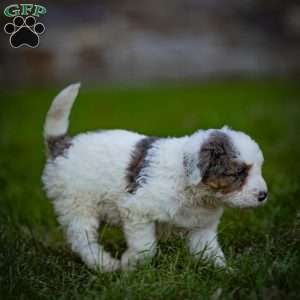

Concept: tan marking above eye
[[207, 181, 219, 189]]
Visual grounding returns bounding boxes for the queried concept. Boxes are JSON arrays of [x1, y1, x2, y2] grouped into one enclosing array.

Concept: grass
[[0, 79, 300, 299]]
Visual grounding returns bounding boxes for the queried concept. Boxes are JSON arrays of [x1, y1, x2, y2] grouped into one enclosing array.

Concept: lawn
[[0, 79, 300, 299]]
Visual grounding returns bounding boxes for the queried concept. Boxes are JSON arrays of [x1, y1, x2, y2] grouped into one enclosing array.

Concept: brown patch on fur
[[46, 134, 72, 159], [199, 131, 251, 194], [126, 137, 159, 193]]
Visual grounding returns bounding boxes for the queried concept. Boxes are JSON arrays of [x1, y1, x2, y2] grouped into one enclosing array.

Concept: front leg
[[121, 219, 157, 271], [187, 228, 225, 268]]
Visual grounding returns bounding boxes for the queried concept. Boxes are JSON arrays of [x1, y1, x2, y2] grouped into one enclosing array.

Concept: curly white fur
[[42, 84, 268, 272]]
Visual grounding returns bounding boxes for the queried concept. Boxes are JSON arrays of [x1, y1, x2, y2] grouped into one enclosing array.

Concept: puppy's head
[[184, 127, 268, 208]]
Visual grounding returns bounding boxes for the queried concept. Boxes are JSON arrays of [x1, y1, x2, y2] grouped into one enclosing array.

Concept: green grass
[[0, 79, 300, 299]]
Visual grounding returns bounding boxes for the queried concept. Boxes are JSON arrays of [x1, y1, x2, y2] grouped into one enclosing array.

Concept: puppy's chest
[[171, 206, 222, 229]]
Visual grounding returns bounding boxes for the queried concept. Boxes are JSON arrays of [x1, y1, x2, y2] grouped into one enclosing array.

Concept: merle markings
[[46, 135, 72, 159], [199, 131, 251, 193], [126, 137, 159, 193]]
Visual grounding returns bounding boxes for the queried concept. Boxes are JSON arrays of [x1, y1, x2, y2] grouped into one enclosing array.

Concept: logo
[[3, 4, 47, 48]]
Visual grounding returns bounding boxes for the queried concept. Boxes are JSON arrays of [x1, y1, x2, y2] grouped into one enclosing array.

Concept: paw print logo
[[4, 16, 45, 48]]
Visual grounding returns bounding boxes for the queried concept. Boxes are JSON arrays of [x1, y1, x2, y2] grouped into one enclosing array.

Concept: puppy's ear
[[184, 131, 231, 186], [199, 138, 228, 189], [199, 131, 250, 192], [184, 131, 235, 187], [199, 133, 230, 176]]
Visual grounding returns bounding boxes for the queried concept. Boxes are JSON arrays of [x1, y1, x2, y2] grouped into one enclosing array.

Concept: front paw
[[98, 257, 121, 272], [192, 250, 227, 269], [213, 255, 226, 268], [121, 249, 139, 271]]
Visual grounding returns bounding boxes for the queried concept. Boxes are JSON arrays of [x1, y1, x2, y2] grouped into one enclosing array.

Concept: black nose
[[258, 191, 268, 202]]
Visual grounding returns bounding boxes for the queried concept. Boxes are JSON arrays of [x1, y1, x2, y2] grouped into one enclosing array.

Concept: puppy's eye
[[237, 168, 246, 175], [236, 164, 251, 175]]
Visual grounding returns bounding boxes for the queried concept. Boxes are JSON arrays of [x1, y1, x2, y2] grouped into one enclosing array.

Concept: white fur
[[42, 84, 268, 272], [44, 83, 81, 138]]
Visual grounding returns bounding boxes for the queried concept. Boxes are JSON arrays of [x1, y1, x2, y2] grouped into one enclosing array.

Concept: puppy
[[42, 84, 268, 272]]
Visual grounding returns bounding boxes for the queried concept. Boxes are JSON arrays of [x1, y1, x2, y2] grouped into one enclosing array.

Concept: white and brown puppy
[[42, 84, 268, 272]]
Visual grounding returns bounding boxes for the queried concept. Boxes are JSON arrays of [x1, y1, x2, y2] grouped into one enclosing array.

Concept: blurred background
[[0, 0, 300, 86]]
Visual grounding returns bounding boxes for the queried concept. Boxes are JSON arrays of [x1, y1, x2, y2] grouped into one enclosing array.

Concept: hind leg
[[56, 199, 120, 272]]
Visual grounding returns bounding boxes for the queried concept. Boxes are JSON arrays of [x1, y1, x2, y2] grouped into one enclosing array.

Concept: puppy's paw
[[93, 257, 120, 272], [212, 258, 235, 273], [121, 249, 139, 271], [213, 256, 227, 269], [102, 257, 121, 272]]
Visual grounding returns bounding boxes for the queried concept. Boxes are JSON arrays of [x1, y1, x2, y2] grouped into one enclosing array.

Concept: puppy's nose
[[258, 191, 268, 202]]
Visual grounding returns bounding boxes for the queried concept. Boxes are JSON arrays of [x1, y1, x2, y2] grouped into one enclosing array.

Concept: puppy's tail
[[44, 83, 81, 157], [44, 83, 81, 139]]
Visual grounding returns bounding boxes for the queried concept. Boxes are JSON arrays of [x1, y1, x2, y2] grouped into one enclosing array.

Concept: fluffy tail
[[44, 83, 81, 158], [44, 83, 81, 139]]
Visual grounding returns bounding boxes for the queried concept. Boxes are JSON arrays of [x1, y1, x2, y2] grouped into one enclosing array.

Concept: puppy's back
[[43, 130, 144, 204]]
